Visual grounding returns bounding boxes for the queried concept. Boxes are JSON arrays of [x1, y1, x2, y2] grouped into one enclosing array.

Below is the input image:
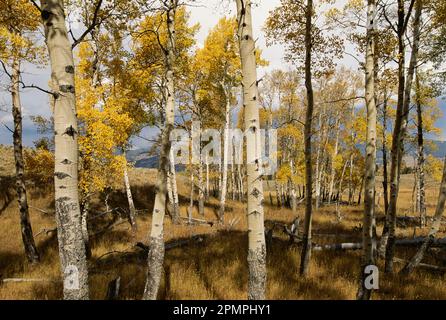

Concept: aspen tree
[[357, 0, 377, 300], [300, 0, 315, 276], [235, 0, 266, 299], [0, 0, 42, 263], [385, 0, 422, 273], [143, 0, 178, 300], [40, 0, 89, 299]]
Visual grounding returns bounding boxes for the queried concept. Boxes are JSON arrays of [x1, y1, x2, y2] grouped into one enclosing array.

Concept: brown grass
[[0, 162, 445, 300]]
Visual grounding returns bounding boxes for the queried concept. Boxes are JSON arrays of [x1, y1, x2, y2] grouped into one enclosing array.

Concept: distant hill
[[426, 140, 446, 158]]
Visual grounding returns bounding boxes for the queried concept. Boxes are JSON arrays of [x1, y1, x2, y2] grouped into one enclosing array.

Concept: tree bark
[[11, 56, 40, 264], [357, 0, 377, 300], [385, 0, 422, 273], [236, 0, 267, 300], [415, 74, 426, 227], [378, 92, 390, 258], [300, 0, 314, 277], [40, 0, 89, 300], [328, 117, 341, 204], [143, 0, 177, 300], [168, 148, 180, 224], [123, 152, 137, 233], [219, 89, 231, 222]]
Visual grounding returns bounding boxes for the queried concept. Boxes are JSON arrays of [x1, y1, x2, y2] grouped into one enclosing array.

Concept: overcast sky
[[0, 0, 445, 149]]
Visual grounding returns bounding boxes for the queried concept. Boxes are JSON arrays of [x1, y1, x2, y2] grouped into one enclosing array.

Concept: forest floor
[[0, 149, 446, 299]]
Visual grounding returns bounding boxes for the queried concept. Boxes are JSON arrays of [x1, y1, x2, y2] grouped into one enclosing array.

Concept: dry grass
[[0, 159, 445, 299]]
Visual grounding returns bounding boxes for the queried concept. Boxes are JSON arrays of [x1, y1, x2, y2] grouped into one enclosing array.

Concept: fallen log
[[136, 235, 205, 253], [1, 278, 59, 284], [181, 217, 215, 226], [393, 257, 446, 272], [311, 237, 446, 251], [313, 243, 362, 251]]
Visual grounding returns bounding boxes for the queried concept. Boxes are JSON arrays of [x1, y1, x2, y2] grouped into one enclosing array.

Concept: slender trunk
[[328, 118, 341, 204], [219, 92, 231, 222], [378, 94, 390, 257], [40, 0, 89, 300], [205, 154, 210, 199], [385, 0, 422, 273], [290, 160, 297, 213], [314, 113, 322, 210], [143, 0, 177, 300], [415, 74, 426, 227], [169, 148, 180, 224], [123, 152, 137, 233], [236, 0, 266, 299], [11, 56, 40, 264], [300, 0, 314, 277], [188, 165, 194, 223], [401, 157, 446, 274], [357, 0, 377, 300], [199, 154, 205, 216]]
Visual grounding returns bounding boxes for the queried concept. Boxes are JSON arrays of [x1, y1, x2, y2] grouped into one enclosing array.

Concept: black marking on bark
[[61, 159, 72, 165], [65, 66, 75, 74], [242, 22, 247, 27], [245, 35, 249, 40], [64, 126, 77, 137], [57, 196, 71, 203], [253, 96, 256, 100], [55, 172, 71, 179], [59, 186, 67, 189], [251, 188, 260, 198], [59, 85, 75, 94], [41, 10, 51, 20]]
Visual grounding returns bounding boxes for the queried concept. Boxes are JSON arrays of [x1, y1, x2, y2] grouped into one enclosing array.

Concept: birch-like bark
[[198, 153, 205, 216], [40, 0, 89, 300], [385, 0, 422, 273], [300, 0, 315, 277], [378, 93, 390, 257], [219, 89, 231, 222], [188, 166, 194, 223], [169, 148, 180, 224], [11, 57, 40, 264], [143, 0, 177, 300], [328, 117, 341, 203], [236, 0, 266, 300], [314, 112, 323, 210], [401, 156, 446, 274], [415, 74, 426, 227], [123, 152, 137, 233], [357, 0, 377, 300], [205, 154, 210, 200]]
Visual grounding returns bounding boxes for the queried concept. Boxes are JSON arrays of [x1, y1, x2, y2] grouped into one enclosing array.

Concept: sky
[[0, 0, 445, 149]]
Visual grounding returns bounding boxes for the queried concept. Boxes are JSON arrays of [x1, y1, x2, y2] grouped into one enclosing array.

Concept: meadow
[[1, 146, 445, 300]]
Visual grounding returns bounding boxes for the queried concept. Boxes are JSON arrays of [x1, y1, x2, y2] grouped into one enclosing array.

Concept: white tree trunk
[[123, 152, 137, 233], [219, 92, 231, 222], [143, 0, 177, 300], [168, 148, 180, 224], [236, 0, 266, 300], [40, 0, 89, 300], [357, 0, 377, 300]]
